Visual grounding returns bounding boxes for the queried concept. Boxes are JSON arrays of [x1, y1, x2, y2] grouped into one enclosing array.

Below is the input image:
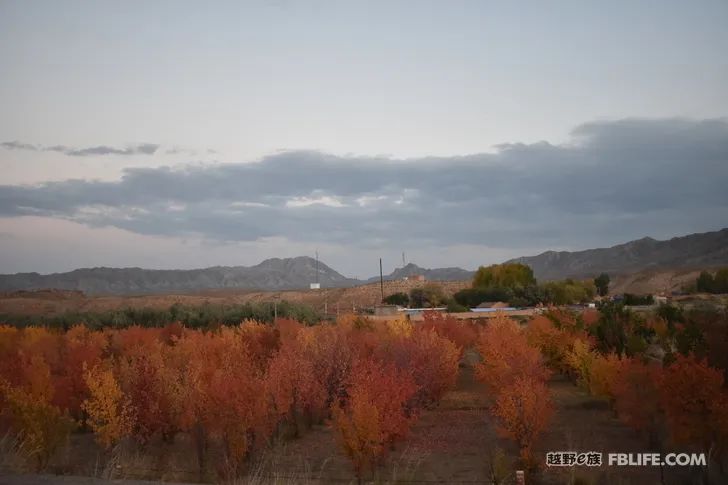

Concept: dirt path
[[0, 474, 189, 485], [536, 375, 696, 485]]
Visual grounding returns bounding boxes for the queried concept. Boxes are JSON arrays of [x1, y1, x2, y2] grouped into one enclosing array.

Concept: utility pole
[[379, 258, 384, 303], [315, 250, 319, 286]]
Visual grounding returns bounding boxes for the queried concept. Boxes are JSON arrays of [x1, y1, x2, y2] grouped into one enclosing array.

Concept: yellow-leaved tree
[[82, 364, 134, 450]]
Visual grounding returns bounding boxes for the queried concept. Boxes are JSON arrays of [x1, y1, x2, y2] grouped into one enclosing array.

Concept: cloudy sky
[[1, 1, 727, 277]]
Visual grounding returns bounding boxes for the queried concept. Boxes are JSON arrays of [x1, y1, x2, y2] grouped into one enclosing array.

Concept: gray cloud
[[1, 141, 160, 156], [1, 141, 39, 151], [165, 147, 197, 156], [1, 118, 726, 251], [164, 147, 217, 156]]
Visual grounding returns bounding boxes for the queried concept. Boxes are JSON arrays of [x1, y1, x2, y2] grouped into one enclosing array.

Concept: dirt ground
[[0, 280, 471, 318]]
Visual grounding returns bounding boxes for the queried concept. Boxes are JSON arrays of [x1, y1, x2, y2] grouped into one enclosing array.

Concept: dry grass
[[0, 431, 35, 474]]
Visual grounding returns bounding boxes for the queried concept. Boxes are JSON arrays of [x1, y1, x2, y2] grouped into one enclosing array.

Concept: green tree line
[[0, 300, 322, 330]]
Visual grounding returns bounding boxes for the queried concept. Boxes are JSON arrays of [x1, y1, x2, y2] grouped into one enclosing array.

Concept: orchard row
[[0, 315, 467, 480]]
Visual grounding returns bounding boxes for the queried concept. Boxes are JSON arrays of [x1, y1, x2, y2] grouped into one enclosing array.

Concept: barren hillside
[[0, 280, 471, 317]]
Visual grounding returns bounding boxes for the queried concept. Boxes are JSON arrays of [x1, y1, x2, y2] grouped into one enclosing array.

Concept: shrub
[[622, 293, 655, 306], [383, 292, 409, 306]]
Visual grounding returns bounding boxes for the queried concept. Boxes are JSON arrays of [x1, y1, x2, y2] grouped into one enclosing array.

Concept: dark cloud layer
[[1, 118, 726, 250], [1, 141, 159, 156]]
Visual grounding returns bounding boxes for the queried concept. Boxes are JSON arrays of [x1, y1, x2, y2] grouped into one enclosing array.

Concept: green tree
[[594, 273, 610, 297], [409, 284, 446, 308], [542, 280, 596, 305], [696, 268, 728, 294], [453, 287, 514, 307], [445, 299, 469, 313], [592, 301, 630, 354], [696, 271, 715, 293], [472, 263, 535, 289], [675, 322, 707, 357], [622, 293, 655, 306], [657, 303, 684, 333], [713, 268, 728, 293], [383, 292, 409, 306]]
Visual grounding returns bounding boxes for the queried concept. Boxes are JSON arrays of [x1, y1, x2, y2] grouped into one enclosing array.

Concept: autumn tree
[[331, 357, 418, 482], [116, 343, 178, 445], [0, 319, 467, 481], [82, 363, 134, 450], [265, 336, 327, 437], [611, 358, 663, 446], [204, 328, 270, 478], [300, 323, 354, 410], [0, 326, 22, 389], [660, 355, 725, 453], [588, 352, 624, 400], [169, 331, 217, 480], [1, 354, 75, 469], [564, 338, 598, 390], [275, 318, 304, 347], [420, 311, 478, 353], [476, 315, 553, 467], [385, 328, 460, 408], [55, 325, 107, 420], [526, 315, 582, 374], [493, 376, 553, 464], [238, 321, 280, 372], [476, 315, 550, 391]]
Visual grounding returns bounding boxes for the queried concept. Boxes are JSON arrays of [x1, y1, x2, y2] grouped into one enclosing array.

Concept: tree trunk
[[193, 422, 207, 482]]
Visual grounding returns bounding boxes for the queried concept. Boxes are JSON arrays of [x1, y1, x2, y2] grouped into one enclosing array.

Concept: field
[[1, 295, 727, 485], [0, 280, 471, 318]]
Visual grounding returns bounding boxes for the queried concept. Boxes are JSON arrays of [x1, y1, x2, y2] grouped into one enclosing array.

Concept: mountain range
[[365, 263, 474, 284], [507, 228, 728, 280], [0, 257, 358, 295], [1, 228, 726, 295]]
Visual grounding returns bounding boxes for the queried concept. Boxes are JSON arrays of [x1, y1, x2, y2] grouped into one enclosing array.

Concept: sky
[[1, 0, 727, 277]]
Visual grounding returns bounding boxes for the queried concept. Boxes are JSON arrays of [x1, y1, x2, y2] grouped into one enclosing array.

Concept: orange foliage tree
[[420, 311, 478, 354], [493, 376, 554, 463], [660, 354, 725, 453], [0, 315, 464, 479], [55, 325, 107, 420], [331, 357, 418, 481], [587, 352, 624, 400], [526, 314, 587, 375], [476, 315, 550, 390], [265, 334, 327, 436], [1, 353, 75, 469], [116, 342, 178, 445], [475, 314, 553, 467], [377, 327, 460, 408], [202, 327, 271, 477], [611, 358, 663, 445]]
